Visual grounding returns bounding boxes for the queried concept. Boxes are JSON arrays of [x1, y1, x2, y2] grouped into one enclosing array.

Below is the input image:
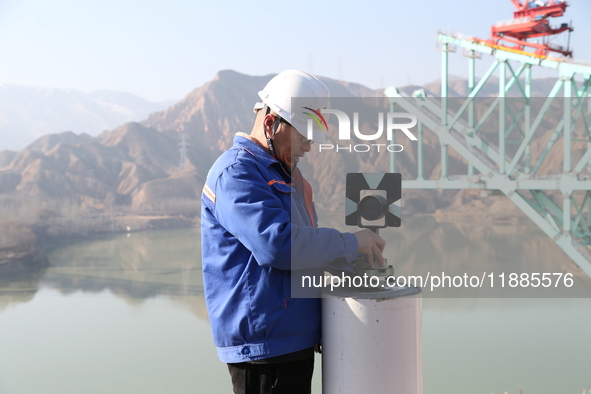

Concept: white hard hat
[[254, 70, 330, 143]]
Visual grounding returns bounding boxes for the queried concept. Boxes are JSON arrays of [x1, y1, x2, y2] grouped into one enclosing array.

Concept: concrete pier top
[[322, 285, 422, 300]]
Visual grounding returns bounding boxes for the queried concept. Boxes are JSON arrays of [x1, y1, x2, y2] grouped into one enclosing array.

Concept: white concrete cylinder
[[322, 287, 422, 394]]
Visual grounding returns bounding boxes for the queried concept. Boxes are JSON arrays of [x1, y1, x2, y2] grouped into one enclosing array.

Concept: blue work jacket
[[201, 134, 358, 363]]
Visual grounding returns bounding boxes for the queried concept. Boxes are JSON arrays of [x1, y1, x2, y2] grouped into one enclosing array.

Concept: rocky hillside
[[1, 124, 201, 214]]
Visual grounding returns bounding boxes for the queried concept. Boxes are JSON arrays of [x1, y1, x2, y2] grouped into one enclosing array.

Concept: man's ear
[[263, 114, 276, 128], [263, 114, 281, 139]]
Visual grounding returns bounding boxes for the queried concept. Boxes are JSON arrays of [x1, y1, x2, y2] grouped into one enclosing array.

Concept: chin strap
[[263, 105, 282, 159]]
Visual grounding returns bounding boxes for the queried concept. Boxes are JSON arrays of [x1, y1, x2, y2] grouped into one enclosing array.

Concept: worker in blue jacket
[[201, 69, 385, 394]]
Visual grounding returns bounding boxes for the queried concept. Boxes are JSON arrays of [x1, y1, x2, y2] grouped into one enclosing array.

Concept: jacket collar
[[234, 133, 279, 169]]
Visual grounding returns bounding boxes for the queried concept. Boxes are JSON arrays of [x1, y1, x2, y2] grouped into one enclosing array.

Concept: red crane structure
[[485, 0, 573, 58]]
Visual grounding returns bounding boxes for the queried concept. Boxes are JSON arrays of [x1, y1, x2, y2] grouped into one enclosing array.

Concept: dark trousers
[[227, 353, 315, 394]]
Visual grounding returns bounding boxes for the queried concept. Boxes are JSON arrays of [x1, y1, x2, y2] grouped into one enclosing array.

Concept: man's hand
[[354, 229, 386, 268]]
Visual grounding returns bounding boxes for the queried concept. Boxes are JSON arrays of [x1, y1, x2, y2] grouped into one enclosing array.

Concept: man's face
[[271, 118, 312, 171]]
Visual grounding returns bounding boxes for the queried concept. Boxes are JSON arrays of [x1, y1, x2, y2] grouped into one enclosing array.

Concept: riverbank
[[0, 214, 196, 279]]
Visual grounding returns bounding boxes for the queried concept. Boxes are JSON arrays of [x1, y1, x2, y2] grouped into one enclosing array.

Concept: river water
[[1, 219, 590, 394]]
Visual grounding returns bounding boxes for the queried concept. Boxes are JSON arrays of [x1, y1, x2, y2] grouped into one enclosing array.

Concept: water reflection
[[0, 268, 45, 312], [0, 228, 207, 319], [2, 218, 591, 313]]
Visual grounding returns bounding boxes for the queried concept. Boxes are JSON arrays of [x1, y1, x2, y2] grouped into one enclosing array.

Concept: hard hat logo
[[302, 107, 329, 131]]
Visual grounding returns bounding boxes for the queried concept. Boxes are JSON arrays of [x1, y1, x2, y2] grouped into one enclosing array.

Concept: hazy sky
[[0, 0, 589, 102]]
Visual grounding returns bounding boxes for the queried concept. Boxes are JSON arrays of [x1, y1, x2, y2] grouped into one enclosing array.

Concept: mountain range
[[0, 69, 570, 255], [0, 84, 175, 151], [0, 71, 389, 218]]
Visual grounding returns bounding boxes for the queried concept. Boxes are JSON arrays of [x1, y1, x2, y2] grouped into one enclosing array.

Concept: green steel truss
[[385, 33, 591, 277]]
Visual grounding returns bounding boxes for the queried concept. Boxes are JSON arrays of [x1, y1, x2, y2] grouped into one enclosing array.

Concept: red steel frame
[[486, 0, 573, 58]]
